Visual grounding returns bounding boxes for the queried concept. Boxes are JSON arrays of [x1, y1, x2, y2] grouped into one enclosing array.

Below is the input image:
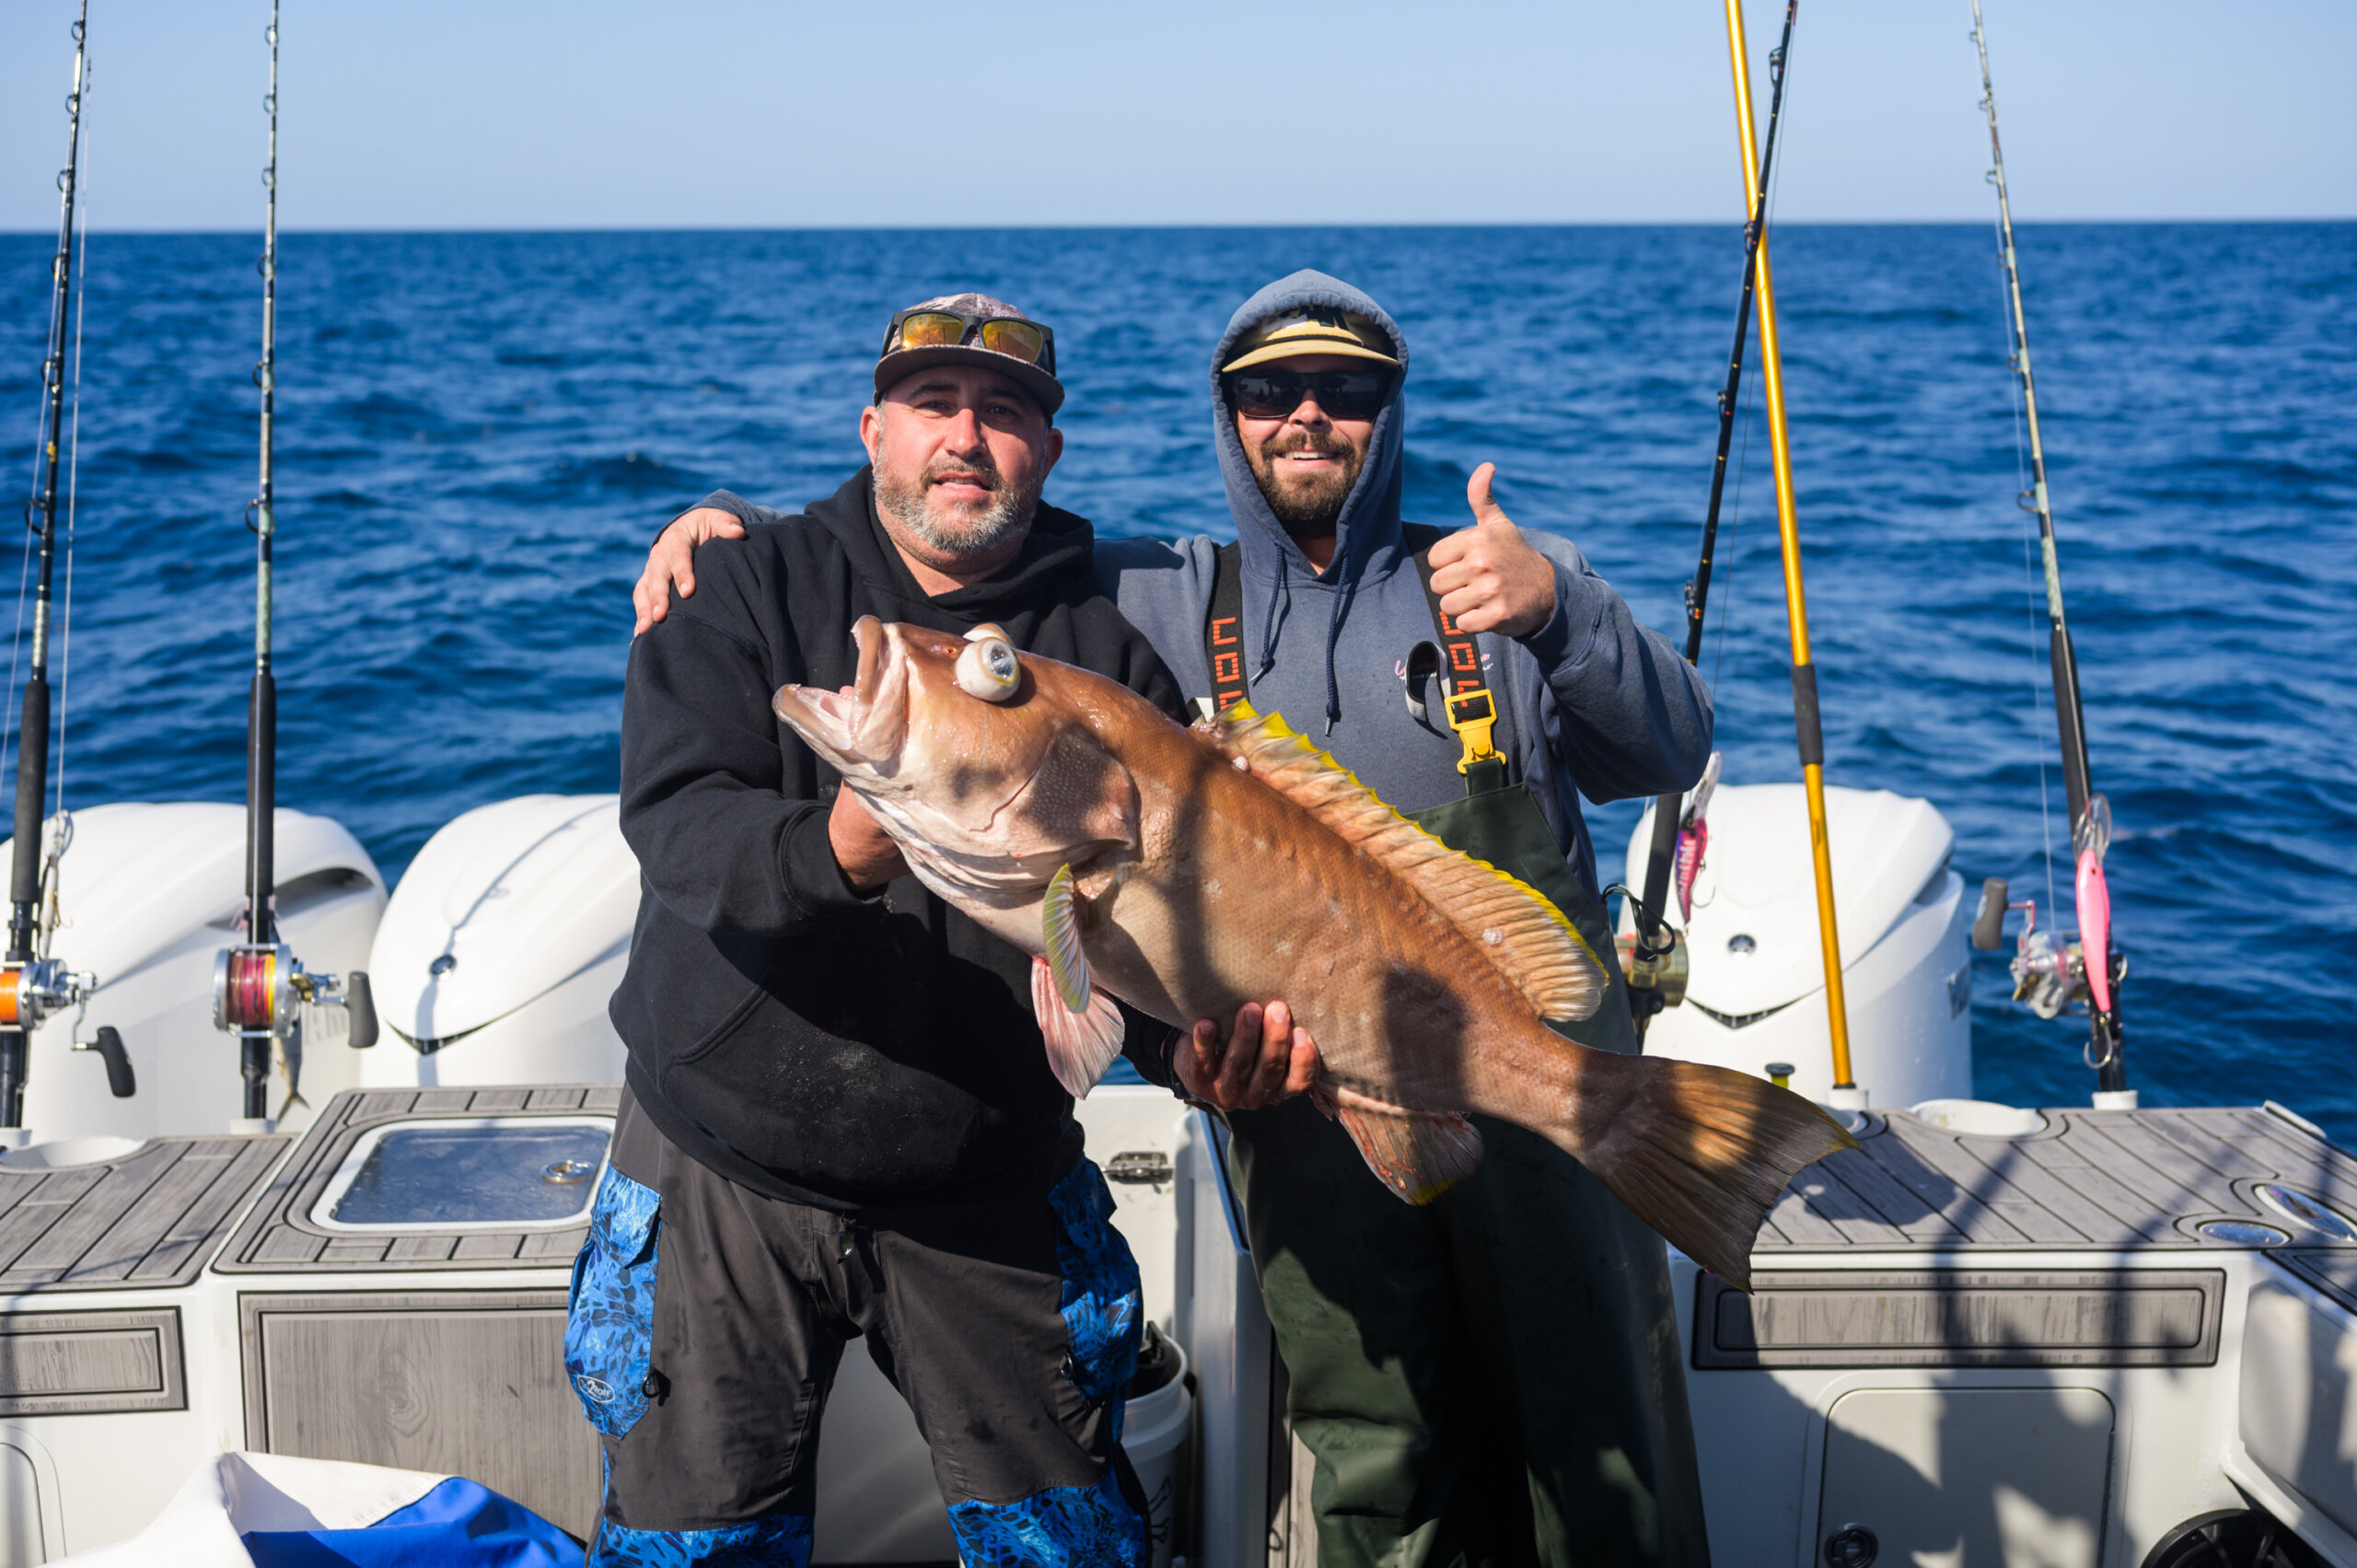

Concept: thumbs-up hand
[[1425, 463, 1557, 638]]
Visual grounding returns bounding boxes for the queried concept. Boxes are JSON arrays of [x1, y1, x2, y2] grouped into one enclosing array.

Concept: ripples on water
[[1, 224, 2351, 1132]]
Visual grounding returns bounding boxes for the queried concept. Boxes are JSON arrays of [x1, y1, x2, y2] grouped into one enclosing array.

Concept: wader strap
[[1200, 541, 1248, 720], [1411, 541, 1510, 796]]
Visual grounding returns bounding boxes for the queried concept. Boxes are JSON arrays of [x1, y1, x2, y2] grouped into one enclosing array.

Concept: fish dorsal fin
[[1212, 703, 1607, 1021]]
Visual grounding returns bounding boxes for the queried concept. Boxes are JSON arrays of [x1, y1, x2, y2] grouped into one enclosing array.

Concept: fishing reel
[[1610, 753, 1720, 1024], [0, 958, 95, 1032], [1971, 882, 2127, 1021], [0, 959, 135, 1100], [213, 943, 377, 1049], [1618, 925, 1689, 1009], [1608, 887, 1690, 1011]]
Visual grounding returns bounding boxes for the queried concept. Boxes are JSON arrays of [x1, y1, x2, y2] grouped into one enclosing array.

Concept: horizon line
[[2, 215, 2352, 238]]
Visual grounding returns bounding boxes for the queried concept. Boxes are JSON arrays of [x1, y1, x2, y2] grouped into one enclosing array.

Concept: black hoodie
[[610, 469, 1183, 1210]]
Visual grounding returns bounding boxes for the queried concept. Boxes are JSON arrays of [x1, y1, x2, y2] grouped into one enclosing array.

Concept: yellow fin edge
[[1215, 702, 1608, 976]]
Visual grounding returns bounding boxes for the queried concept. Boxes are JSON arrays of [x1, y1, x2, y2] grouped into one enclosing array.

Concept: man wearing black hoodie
[[642, 275, 1713, 1565], [584, 294, 1308, 1568]]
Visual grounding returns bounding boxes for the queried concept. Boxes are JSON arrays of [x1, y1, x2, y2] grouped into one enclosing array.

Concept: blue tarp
[[241, 1475, 579, 1568]]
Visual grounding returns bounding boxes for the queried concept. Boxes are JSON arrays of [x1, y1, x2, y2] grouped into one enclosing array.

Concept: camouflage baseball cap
[[875, 293, 1063, 416]]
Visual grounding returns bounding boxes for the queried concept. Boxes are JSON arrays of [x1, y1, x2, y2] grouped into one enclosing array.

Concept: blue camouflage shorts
[[564, 1108, 1146, 1568]]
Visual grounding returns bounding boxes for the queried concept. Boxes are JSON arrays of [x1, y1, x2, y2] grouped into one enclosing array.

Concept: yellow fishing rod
[[1722, 0, 1858, 1102]]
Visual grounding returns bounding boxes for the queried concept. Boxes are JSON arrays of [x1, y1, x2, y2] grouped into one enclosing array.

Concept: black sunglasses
[[1224, 368, 1393, 422]]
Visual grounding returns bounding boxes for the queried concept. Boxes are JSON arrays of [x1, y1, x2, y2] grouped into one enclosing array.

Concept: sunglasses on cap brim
[[1223, 368, 1394, 422], [886, 308, 1056, 375]]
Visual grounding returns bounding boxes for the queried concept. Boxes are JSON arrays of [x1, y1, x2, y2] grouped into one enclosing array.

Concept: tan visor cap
[[1220, 308, 1399, 374]]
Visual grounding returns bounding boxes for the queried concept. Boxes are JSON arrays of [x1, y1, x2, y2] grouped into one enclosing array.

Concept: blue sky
[[3, 0, 2351, 231]]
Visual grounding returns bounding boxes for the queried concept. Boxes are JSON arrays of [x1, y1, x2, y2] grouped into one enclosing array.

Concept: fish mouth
[[772, 615, 907, 772]]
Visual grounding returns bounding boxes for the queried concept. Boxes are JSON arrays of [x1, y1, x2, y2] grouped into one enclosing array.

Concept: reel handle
[[1972, 877, 2010, 951], [88, 1026, 134, 1098], [343, 971, 377, 1049]]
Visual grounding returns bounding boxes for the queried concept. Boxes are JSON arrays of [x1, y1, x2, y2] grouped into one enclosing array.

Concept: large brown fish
[[775, 617, 1852, 1286]]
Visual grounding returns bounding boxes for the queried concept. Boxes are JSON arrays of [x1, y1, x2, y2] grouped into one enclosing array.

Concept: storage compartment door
[[2240, 1281, 2357, 1539], [1817, 1388, 2114, 1568], [242, 1292, 600, 1540], [1, 1437, 48, 1566]]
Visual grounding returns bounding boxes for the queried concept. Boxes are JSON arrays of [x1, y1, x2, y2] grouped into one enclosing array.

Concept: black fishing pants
[[564, 1092, 1150, 1566], [1226, 784, 1711, 1568]]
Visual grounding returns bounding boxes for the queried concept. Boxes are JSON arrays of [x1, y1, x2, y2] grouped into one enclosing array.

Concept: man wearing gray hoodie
[[1102, 273, 1714, 1568], [641, 272, 1713, 1566]]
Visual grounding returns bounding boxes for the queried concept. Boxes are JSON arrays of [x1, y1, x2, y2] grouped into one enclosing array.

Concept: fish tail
[[1552, 1053, 1857, 1293]]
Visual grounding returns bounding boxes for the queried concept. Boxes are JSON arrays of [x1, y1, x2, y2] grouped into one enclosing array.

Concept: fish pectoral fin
[[1029, 956, 1128, 1100], [1211, 707, 1605, 1022], [1038, 865, 1123, 1097], [1321, 1083, 1485, 1205], [1041, 863, 1092, 1012]]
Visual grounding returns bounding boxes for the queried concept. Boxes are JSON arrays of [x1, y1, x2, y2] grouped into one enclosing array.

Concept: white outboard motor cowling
[[1623, 781, 1973, 1109], [3, 801, 384, 1141], [363, 795, 637, 1088]]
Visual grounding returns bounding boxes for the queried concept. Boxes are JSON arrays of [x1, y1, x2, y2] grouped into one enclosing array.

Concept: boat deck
[[0, 1133, 287, 1294], [1761, 1102, 2357, 1263], [1687, 1102, 2357, 1376]]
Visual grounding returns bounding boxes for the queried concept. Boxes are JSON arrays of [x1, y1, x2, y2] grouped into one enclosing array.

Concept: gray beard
[[875, 454, 1041, 559]]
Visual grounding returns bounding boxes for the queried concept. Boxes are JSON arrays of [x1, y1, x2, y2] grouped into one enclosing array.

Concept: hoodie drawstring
[[1252, 552, 1286, 687], [1322, 566, 1355, 734], [1249, 547, 1355, 734]]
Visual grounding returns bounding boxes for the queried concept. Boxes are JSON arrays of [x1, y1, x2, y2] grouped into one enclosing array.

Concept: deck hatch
[[215, 1086, 618, 1272], [311, 1117, 610, 1233], [1694, 1269, 2224, 1368]]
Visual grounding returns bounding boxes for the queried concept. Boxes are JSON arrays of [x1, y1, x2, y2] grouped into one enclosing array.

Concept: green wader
[[1225, 778, 1712, 1568]]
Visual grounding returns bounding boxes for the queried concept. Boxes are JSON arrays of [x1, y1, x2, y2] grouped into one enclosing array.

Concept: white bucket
[[1120, 1330, 1192, 1568]]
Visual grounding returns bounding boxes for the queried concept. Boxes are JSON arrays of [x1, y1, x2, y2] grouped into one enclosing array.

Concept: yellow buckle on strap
[[1445, 689, 1501, 774]]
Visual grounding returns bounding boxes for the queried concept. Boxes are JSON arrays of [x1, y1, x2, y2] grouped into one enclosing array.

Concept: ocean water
[[2, 224, 2351, 1133]]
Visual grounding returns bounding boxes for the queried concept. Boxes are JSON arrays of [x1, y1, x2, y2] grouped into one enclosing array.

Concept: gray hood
[[1211, 270, 1412, 731], [1097, 270, 1714, 895]]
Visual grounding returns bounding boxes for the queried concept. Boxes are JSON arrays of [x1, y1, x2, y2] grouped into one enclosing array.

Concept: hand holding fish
[[1176, 999, 1321, 1111], [1426, 463, 1555, 638], [827, 779, 907, 893], [634, 505, 749, 634]]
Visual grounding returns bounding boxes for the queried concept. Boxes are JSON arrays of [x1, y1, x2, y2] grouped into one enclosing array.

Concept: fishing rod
[[212, 2, 374, 1132], [2, 1, 133, 1137], [1622, 0, 1797, 1040], [1724, 0, 1861, 1104], [1962, 0, 2128, 1103]]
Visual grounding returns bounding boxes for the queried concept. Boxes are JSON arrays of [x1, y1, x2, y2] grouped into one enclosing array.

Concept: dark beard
[[1248, 429, 1363, 537]]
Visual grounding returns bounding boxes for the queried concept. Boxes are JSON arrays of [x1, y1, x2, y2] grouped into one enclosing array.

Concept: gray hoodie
[[1095, 269, 1712, 894]]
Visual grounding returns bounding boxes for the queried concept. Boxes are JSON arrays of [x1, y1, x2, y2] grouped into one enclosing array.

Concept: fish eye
[[955, 637, 1021, 703]]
